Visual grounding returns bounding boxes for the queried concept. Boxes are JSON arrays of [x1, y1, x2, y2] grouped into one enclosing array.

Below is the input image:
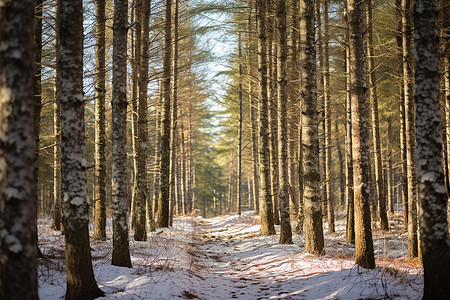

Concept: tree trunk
[[347, 0, 375, 269], [59, 0, 105, 297], [0, 1, 38, 298], [257, 0, 275, 236], [277, 0, 293, 244], [237, 31, 243, 216], [111, 0, 132, 268], [93, 0, 107, 241], [344, 6, 355, 245], [157, 0, 172, 228], [366, 0, 388, 231], [299, 0, 324, 254], [402, 0, 418, 259], [51, 2, 62, 232], [414, 1, 450, 298], [323, 0, 334, 233]]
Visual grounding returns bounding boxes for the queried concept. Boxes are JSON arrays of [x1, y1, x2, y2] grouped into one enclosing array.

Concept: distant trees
[[0, 1, 38, 298]]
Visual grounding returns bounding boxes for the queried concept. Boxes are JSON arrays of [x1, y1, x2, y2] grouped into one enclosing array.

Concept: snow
[[38, 211, 423, 299]]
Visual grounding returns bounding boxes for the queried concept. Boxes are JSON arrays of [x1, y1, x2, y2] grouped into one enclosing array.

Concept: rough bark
[[323, 0, 334, 233], [344, 6, 355, 245], [238, 31, 243, 216], [300, 0, 324, 254], [157, 0, 172, 228], [348, 0, 375, 269], [402, 0, 418, 259], [0, 1, 38, 298], [93, 0, 107, 241], [366, 0, 388, 231], [257, 0, 275, 236], [413, 1, 450, 298], [111, 0, 132, 268], [59, 0, 105, 298], [277, 0, 293, 244]]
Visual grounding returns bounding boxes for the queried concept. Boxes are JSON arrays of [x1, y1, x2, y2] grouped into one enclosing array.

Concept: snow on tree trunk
[[0, 1, 38, 299], [413, 0, 450, 298], [111, 0, 132, 268], [299, 0, 325, 255], [347, 0, 375, 269], [59, 0, 105, 298], [257, 0, 275, 236]]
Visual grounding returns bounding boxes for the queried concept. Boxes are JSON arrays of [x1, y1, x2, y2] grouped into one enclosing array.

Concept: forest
[[0, 0, 449, 299]]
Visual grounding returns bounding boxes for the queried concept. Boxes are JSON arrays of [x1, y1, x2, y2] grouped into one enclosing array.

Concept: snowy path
[[38, 212, 424, 299]]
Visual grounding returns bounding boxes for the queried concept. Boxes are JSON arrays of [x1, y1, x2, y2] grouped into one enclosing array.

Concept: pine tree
[[59, 0, 105, 297], [0, 1, 38, 298]]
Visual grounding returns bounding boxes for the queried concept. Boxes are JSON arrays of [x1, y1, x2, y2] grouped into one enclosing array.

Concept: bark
[[93, 0, 107, 241], [295, 106, 304, 234], [402, 0, 418, 259], [238, 31, 243, 216], [157, 0, 172, 228], [344, 7, 355, 245], [387, 117, 395, 214], [323, 0, 334, 233], [335, 118, 345, 208], [413, 1, 450, 298], [169, 0, 179, 226], [257, 0, 275, 236], [366, 0, 388, 231], [348, 0, 375, 269], [111, 0, 132, 268], [268, 0, 280, 225], [59, 0, 105, 298], [277, 0, 293, 244], [300, 0, 324, 254], [51, 2, 62, 232], [0, 1, 38, 298]]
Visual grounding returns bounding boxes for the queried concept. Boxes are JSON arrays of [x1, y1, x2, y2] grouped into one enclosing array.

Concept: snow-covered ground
[[38, 211, 423, 299]]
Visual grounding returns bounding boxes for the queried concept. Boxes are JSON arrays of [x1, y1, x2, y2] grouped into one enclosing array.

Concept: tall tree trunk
[[335, 118, 345, 208], [396, 0, 408, 226], [323, 0, 334, 233], [157, 0, 173, 228], [153, 81, 162, 216], [348, 0, 375, 269], [111, 0, 132, 268], [268, 0, 280, 225], [277, 0, 292, 244], [237, 31, 243, 216], [51, 1, 62, 232], [387, 117, 395, 214], [93, 0, 107, 241], [402, 0, 418, 259], [169, 0, 179, 226], [257, 0, 275, 236], [295, 105, 304, 234], [0, 1, 38, 298], [247, 1, 260, 214], [344, 6, 355, 245], [414, 1, 450, 298], [59, 0, 105, 297], [300, 0, 324, 254], [366, 0, 388, 231]]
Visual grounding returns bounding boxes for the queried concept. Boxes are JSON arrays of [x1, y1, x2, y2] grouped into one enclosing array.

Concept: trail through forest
[[39, 212, 424, 299]]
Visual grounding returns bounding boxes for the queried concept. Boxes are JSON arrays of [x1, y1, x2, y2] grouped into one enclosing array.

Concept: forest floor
[[38, 211, 424, 299]]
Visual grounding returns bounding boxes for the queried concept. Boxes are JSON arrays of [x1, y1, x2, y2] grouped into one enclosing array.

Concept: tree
[[413, 0, 450, 298], [347, 0, 375, 269], [277, 0, 293, 244], [59, 0, 104, 298], [111, 0, 132, 268], [257, 0, 275, 236], [157, 0, 173, 228], [93, 0, 107, 241], [366, 0, 388, 232], [300, 0, 324, 254], [402, 0, 418, 259], [0, 1, 38, 298]]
